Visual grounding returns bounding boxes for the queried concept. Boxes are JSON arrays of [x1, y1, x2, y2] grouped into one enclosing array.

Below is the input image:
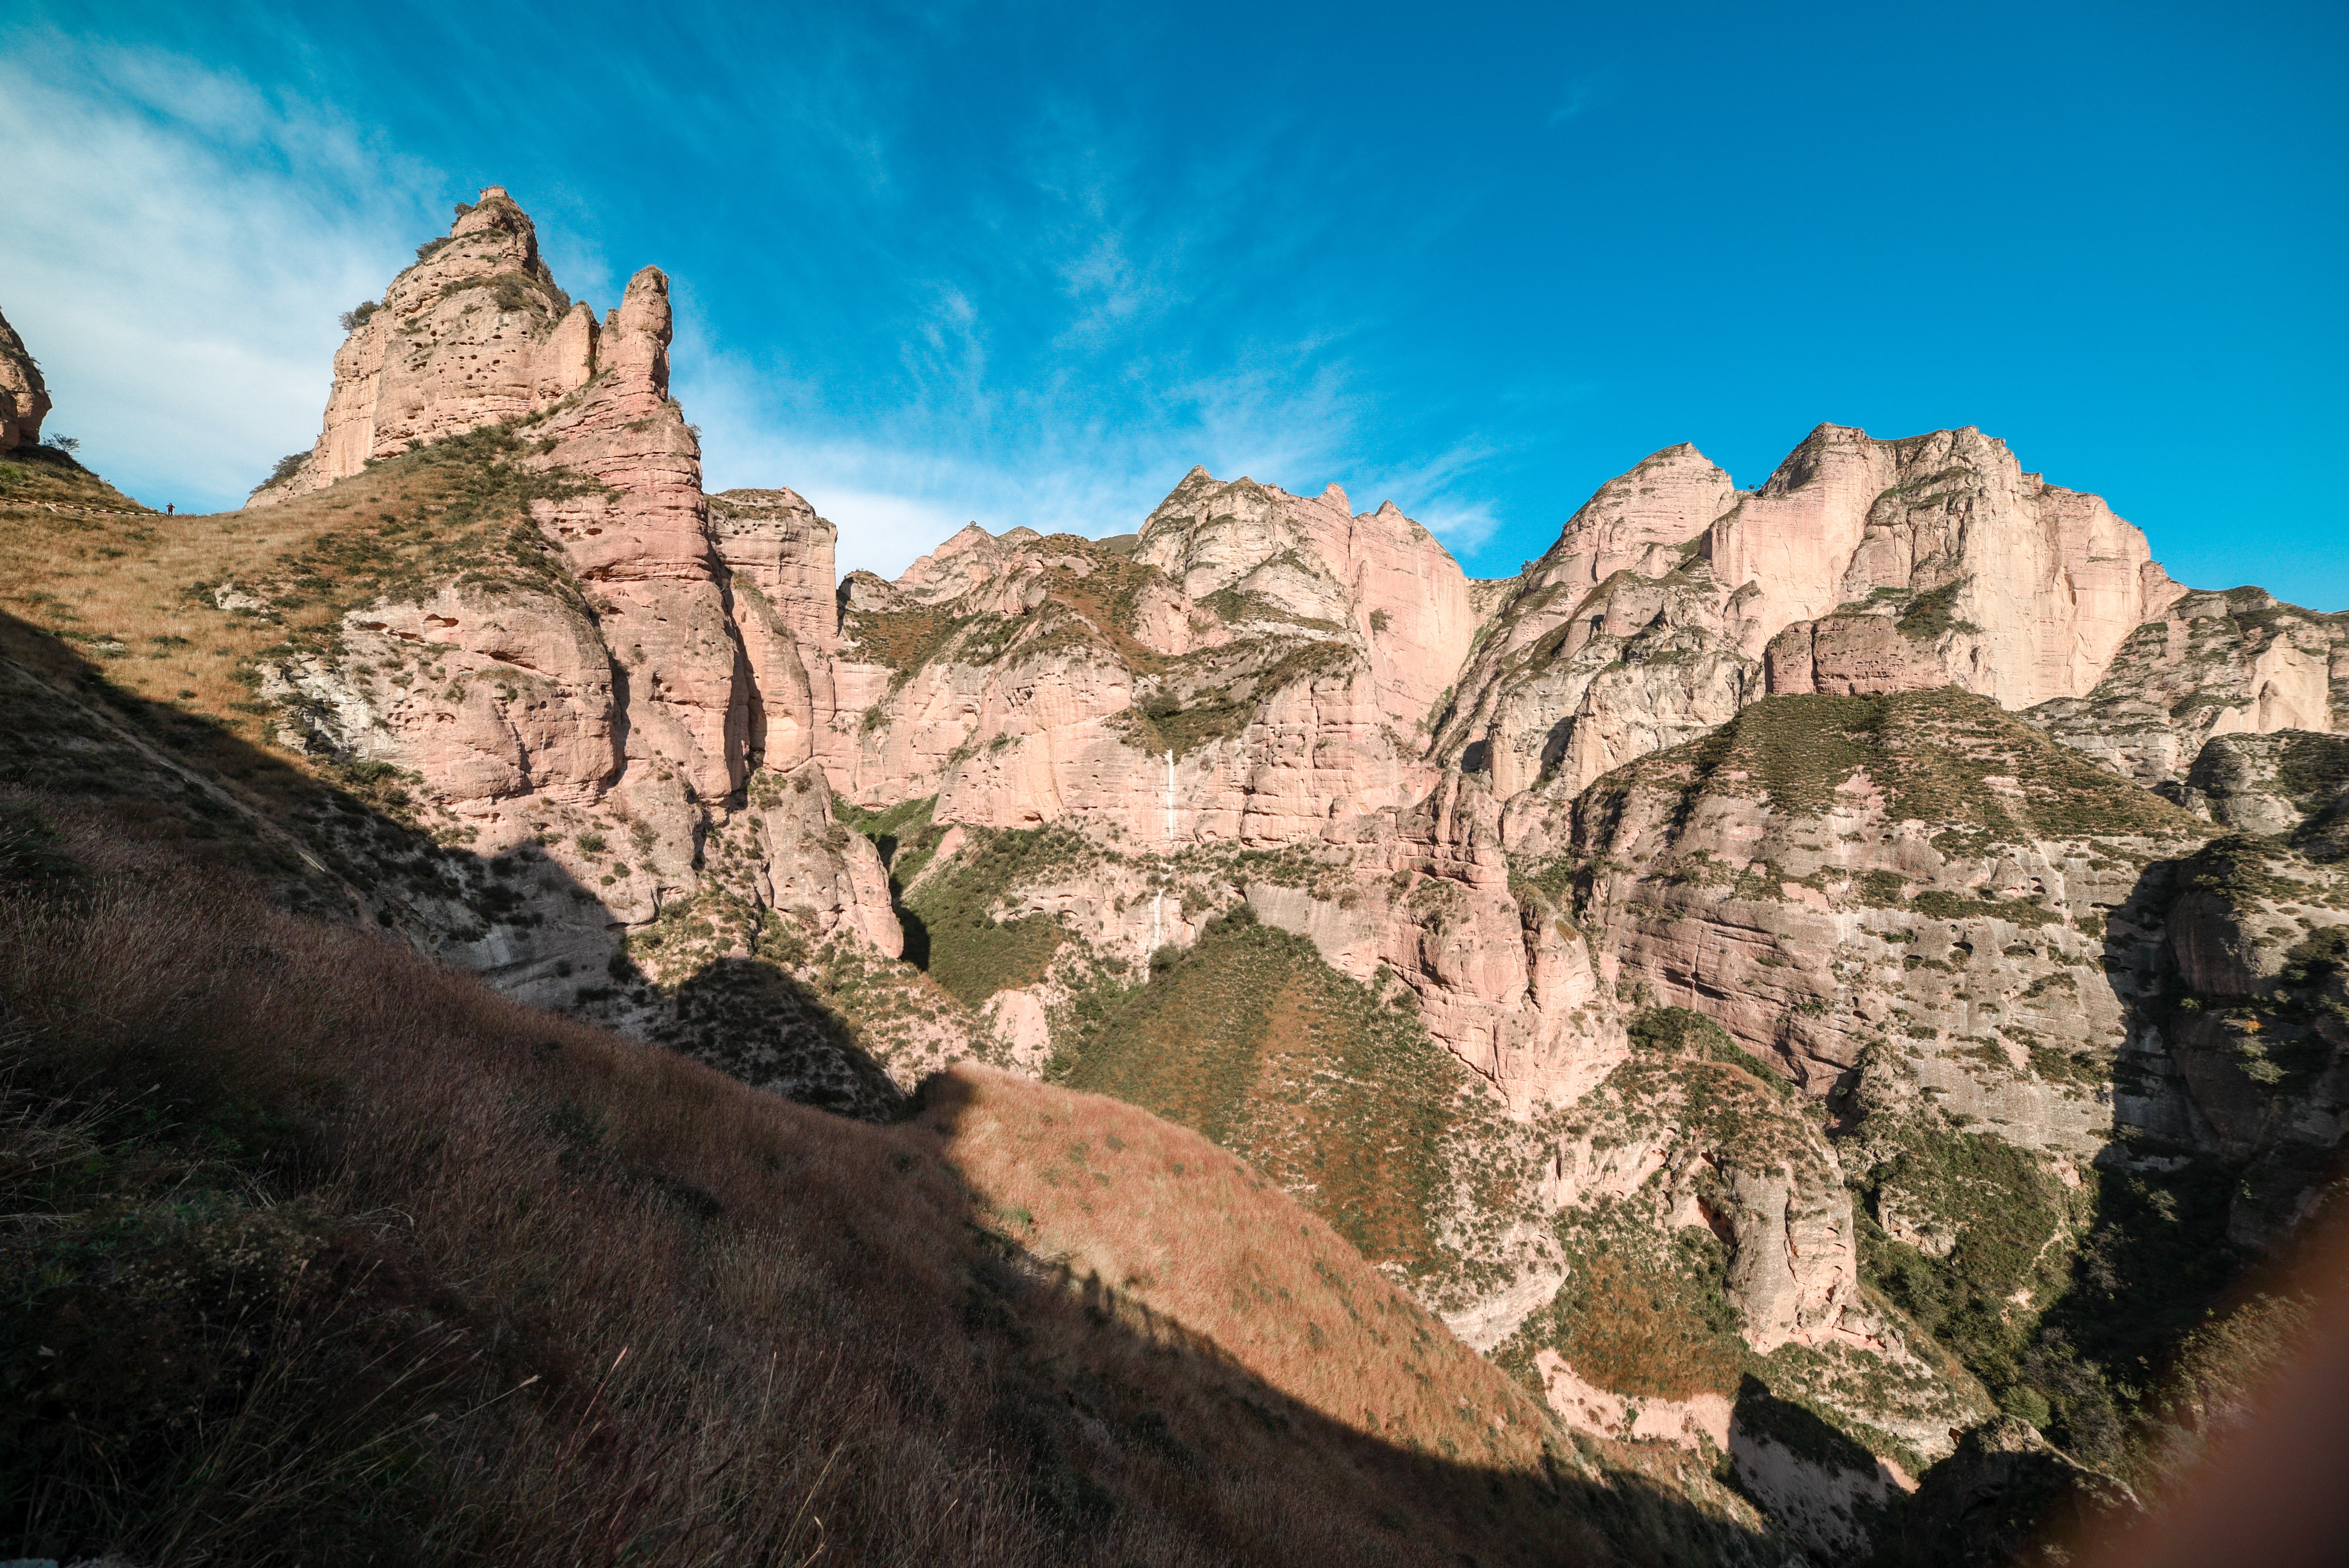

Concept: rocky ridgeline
[[1431, 428, 2182, 801], [29, 185, 2334, 1558], [248, 188, 597, 504]]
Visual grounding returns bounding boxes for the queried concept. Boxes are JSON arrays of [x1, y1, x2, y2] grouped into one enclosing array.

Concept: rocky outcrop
[[1520, 691, 2211, 1124], [822, 506, 1441, 849], [1720, 426, 2181, 706], [1435, 426, 2186, 805], [2028, 588, 2348, 788], [0, 305, 52, 453], [2109, 754, 2349, 1248], [2181, 730, 2349, 836], [710, 486, 842, 774], [1137, 469, 1476, 733], [241, 191, 910, 1110], [248, 188, 596, 506]]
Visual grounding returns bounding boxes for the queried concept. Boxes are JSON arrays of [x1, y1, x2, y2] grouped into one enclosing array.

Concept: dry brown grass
[[0, 431, 571, 775], [2, 452, 378, 752], [0, 793, 1772, 1567], [933, 1064, 1557, 1466]]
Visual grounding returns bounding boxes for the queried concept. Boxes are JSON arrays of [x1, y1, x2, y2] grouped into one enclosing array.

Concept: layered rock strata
[[2028, 588, 2347, 788]]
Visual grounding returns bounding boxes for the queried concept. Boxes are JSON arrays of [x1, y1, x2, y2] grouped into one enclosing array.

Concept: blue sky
[[4, 1, 2343, 604]]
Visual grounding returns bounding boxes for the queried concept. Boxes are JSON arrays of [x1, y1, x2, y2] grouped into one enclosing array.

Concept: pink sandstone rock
[[1438, 424, 2188, 807], [248, 187, 595, 507], [2028, 587, 2346, 785], [0, 306, 50, 453]]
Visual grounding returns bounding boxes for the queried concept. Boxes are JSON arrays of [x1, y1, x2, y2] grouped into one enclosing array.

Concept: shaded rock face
[[1506, 693, 2346, 1454], [2181, 729, 2349, 836], [2108, 738, 2349, 1249], [0, 305, 52, 453], [2028, 587, 2348, 788]]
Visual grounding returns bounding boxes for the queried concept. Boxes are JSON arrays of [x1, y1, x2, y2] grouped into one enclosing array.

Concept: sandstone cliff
[[1433, 426, 2189, 806], [248, 188, 596, 506], [0, 305, 52, 453], [233, 192, 925, 1110], [2028, 587, 2348, 787]]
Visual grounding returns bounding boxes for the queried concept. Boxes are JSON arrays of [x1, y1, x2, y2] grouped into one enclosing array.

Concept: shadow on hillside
[[0, 605, 1805, 1564], [1857, 842, 2349, 1562], [0, 606, 905, 1117], [2069, 839, 2349, 1363], [902, 1067, 1789, 1567], [0, 825, 1798, 1568]]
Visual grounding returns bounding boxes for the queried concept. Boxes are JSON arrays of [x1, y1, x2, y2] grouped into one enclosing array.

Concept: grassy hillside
[[0, 791, 1778, 1567], [1656, 689, 2205, 838], [0, 424, 579, 781], [1058, 911, 1539, 1307]]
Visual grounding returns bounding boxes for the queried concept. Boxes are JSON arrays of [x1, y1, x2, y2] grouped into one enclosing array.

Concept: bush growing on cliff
[[253, 450, 309, 492]]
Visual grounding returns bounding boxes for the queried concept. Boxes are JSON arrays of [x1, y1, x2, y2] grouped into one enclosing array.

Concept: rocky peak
[[0, 305, 51, 453], [1134, 465, 1474, 730], [1439, 422, 2198, 812], [1520, 442, 1735, 602], [601, 266, 672, 396], [895, 523, 1011, 605], [248, 185, 601, 506]]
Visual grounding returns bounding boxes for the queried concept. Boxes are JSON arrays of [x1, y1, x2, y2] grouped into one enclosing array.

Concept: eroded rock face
[[0, 305, 50, 453], [823, 504, 1441, 849], [244, 192, 909, 1112], [2107, 748, 2349, 1248], [1520, 691, 2211, 1135], [1137, 468, 1476, 733], [710, 487, 841, 774], [1435, 426, 2186, 806], [2028, 588, 2348, 788], [249, 188, 596, 507]]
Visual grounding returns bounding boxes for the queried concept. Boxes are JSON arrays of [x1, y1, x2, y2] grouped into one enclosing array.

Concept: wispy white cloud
[[3, 23, 1520, 579], [1413, 502, 1504, 557], [0, 30, 444, 510], [1548, 68, 1615, 125]]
